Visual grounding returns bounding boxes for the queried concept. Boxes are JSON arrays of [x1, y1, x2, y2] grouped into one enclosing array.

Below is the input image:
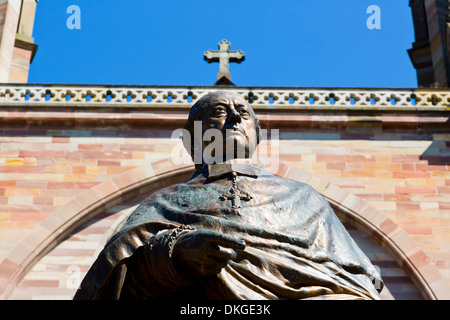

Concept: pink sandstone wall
[[9, 45, 33, 83], [7, 190, 422, 300], [0, 0, 20, 82], [0, 104, 449, 299]]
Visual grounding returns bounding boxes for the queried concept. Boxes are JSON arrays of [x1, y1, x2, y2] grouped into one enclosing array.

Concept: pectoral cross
[[219, 172, 252, 209], [204, 40, 245, 80]]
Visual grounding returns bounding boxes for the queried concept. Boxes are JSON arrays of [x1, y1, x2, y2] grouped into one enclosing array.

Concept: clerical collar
[[207, 159, 258, 179]]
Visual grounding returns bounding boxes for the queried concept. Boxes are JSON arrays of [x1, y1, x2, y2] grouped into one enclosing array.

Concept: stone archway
[[0, 160, 447, 300], [276, 163, 448, 300], [0, 160, 194, 299]]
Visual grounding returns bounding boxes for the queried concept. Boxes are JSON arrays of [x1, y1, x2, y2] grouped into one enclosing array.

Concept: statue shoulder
[[115, 171, 206, 232]]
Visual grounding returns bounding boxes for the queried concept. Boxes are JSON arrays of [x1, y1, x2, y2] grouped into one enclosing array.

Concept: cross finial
[[204, 40, 245, 81]]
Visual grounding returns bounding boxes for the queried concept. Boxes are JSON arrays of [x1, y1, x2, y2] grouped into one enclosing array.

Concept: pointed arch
[[275, 163, 449, 300], [0, 160, 448, 300], [0, 160, 194, 299]]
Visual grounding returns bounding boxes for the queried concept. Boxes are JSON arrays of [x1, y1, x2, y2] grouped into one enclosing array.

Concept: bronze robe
[[74, 161, 383, 300]]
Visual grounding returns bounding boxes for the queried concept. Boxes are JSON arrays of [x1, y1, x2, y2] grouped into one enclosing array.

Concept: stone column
[[0, 0, 21, 82], [9, 0, 38, 83]]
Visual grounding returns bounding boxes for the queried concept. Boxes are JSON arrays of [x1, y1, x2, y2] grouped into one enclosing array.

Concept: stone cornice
[[0, 84, 448, 132]]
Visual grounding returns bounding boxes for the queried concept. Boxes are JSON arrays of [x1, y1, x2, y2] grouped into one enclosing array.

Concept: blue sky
[[28, 1, 417, 88]]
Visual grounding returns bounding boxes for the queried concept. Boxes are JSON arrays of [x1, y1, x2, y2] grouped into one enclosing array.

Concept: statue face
[[199, 92, 258, 162]]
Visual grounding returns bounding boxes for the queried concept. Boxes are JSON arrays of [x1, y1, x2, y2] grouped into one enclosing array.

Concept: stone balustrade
[[0, 84, 449, 111]]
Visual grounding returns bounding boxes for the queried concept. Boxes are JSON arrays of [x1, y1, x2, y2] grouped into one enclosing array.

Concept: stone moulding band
[[0, 84, 449, 111]]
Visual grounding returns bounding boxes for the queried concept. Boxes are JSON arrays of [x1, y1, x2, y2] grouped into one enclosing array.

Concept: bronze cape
[[74, 161, 383, 300]]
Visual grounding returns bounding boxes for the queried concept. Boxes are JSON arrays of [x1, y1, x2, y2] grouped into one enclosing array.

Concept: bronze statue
[[74, 91, 383, 300]]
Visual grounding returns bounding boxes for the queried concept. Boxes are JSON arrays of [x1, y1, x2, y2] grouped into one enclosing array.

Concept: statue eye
[[237, 107, 249, 116], [212, 106, 227, 116]]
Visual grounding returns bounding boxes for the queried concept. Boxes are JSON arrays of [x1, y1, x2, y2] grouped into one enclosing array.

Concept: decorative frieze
[[0, 85, 449, 111]]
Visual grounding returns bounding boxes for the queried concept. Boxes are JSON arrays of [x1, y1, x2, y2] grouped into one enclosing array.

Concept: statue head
[[183, 91, 262, 169]]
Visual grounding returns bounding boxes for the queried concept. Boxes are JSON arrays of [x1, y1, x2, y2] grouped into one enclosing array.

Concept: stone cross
[[204, 40, 245, 80]]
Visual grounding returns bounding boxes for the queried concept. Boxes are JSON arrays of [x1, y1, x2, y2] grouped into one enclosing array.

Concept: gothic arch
[[0, 160, 447, 299], [275, 163, 448, 300], [0, 160, 194, 299]]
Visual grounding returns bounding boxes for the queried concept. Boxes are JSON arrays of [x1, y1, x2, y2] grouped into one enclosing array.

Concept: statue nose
[[227, 110, 241, 124]]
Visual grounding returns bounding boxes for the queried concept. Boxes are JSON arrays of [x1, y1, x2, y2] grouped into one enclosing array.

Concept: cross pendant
[[219, 172, 252, 209]]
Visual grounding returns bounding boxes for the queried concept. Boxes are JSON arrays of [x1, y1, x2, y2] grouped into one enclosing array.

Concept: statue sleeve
[[119, 226, 198, 299]]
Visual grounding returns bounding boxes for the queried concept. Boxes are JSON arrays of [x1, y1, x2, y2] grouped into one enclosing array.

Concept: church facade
[[0, 1, 449, 300]]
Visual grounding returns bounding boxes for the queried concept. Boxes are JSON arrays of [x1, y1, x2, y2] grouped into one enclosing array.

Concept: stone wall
[[0, 85, 449, 299]]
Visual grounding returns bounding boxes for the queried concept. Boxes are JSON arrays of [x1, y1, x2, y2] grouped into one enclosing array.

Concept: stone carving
[[74, 91, 383, 300], [0, 84, 446, 110]]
